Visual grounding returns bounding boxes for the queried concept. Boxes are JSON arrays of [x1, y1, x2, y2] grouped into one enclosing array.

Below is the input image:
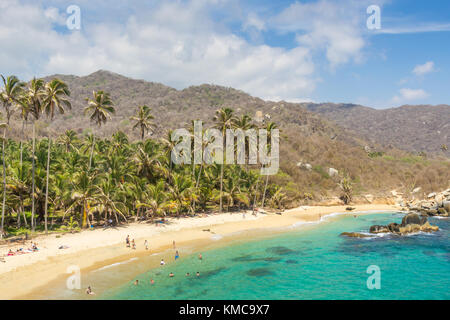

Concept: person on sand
[[86, 286, 95, 295], [173, 240, 176, 249], [160, 259, 165, 265], [144, 240, 149, 250], [134, 280, 139, 285], [131, 239, 136, 250], [126, 235, 130, 248], [169, 272, 174, 278]]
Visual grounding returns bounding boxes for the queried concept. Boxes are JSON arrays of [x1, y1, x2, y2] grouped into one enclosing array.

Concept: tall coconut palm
[[131, 105, 154, 140], [84, 91, 115, 169], [260, 122, 278, 208], [0, 75, 25, 124], [213, 107, 234, 213], [0, 118, 7, 239], [25, 78, 45, 231], [42, 79, 71, 233]]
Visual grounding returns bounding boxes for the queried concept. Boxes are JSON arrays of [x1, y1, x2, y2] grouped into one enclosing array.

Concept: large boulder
[[399, 224, 421, 234], [401, 213, 427, 227], [420, 222, 439, 232], [443, 201, 450, 212], [340, 232, 371, 238], [369, 225, 389, 234], [387, 223, 400, 233]]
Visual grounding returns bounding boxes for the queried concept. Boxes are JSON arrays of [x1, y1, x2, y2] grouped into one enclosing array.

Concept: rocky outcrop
[[341, 213, 439, 238], [340, 232, 372, 238], [402, 188, 450, 217], [369, 225, 389, 234]]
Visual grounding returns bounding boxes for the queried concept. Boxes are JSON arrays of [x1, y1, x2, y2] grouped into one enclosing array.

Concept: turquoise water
[[98, 212, 449, 300]]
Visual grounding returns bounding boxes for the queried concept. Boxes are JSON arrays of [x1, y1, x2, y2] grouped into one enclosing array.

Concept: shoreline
[[0, 204, 399, 299]]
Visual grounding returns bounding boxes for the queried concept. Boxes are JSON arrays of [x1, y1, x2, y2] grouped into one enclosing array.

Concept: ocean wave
[[211, 234, 223, 241], [93, 257, 139, 272]]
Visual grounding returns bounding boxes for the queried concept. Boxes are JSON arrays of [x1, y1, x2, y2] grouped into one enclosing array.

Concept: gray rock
[[401, 213, 427, 227]]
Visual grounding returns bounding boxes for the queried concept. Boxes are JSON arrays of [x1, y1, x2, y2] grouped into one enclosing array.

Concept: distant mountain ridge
[[302, 102, 449, 154], [10, 69, 448, 155]]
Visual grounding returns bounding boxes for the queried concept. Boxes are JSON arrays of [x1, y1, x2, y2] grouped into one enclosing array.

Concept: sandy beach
[[0, 204, 398, 299]]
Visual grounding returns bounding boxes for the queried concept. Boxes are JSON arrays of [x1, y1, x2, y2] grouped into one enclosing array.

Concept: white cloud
[[376, 23, 450, 34], [0, 0, 318, 101], [243, 13, 266, 32], [270, 0, 380, 68], [392, 88, 429, 104], [413, 61, 435, 76]]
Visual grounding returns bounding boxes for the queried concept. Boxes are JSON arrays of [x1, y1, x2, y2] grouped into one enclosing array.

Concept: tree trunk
[[1, 128, 6, 239], [31, 122, 36, 232], [44, 138, 51, 234], [89, 135, 96, 170], [261, 174, 269, 208]]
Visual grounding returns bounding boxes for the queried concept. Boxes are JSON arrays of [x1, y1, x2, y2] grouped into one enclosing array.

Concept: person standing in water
[[175, 250, 179, 260], [134, 280, 139, 286], [160, 259, 165, 265], [86, 286, 95, 295], [198, 253, 202, 260]]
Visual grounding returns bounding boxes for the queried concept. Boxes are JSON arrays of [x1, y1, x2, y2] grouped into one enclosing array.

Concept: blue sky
[[1, 0, 449, 108]]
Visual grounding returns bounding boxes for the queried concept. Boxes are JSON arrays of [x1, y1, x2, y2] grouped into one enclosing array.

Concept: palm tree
[[213, 107, 234, 213], [0, 75, 25, 124], [260, 122, 278, 208], [57, 130, 79, 153], [25, 78, 45, 232], [84, 91, 115, 169], [131, 105, 154, 140], [41, 79, 71, 233], [0, 118, 7, 238]]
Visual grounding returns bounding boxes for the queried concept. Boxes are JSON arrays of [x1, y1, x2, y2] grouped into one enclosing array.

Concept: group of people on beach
[[5, 242, 39, 257]]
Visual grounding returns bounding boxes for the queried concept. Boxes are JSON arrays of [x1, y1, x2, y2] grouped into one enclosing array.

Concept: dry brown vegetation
[[5, 70, 450, 206]]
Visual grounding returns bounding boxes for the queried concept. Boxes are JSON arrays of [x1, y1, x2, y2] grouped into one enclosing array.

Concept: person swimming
[[196, 272, 200, 277], [186, 272, 190, 277], [169, 272, 174, 277]]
